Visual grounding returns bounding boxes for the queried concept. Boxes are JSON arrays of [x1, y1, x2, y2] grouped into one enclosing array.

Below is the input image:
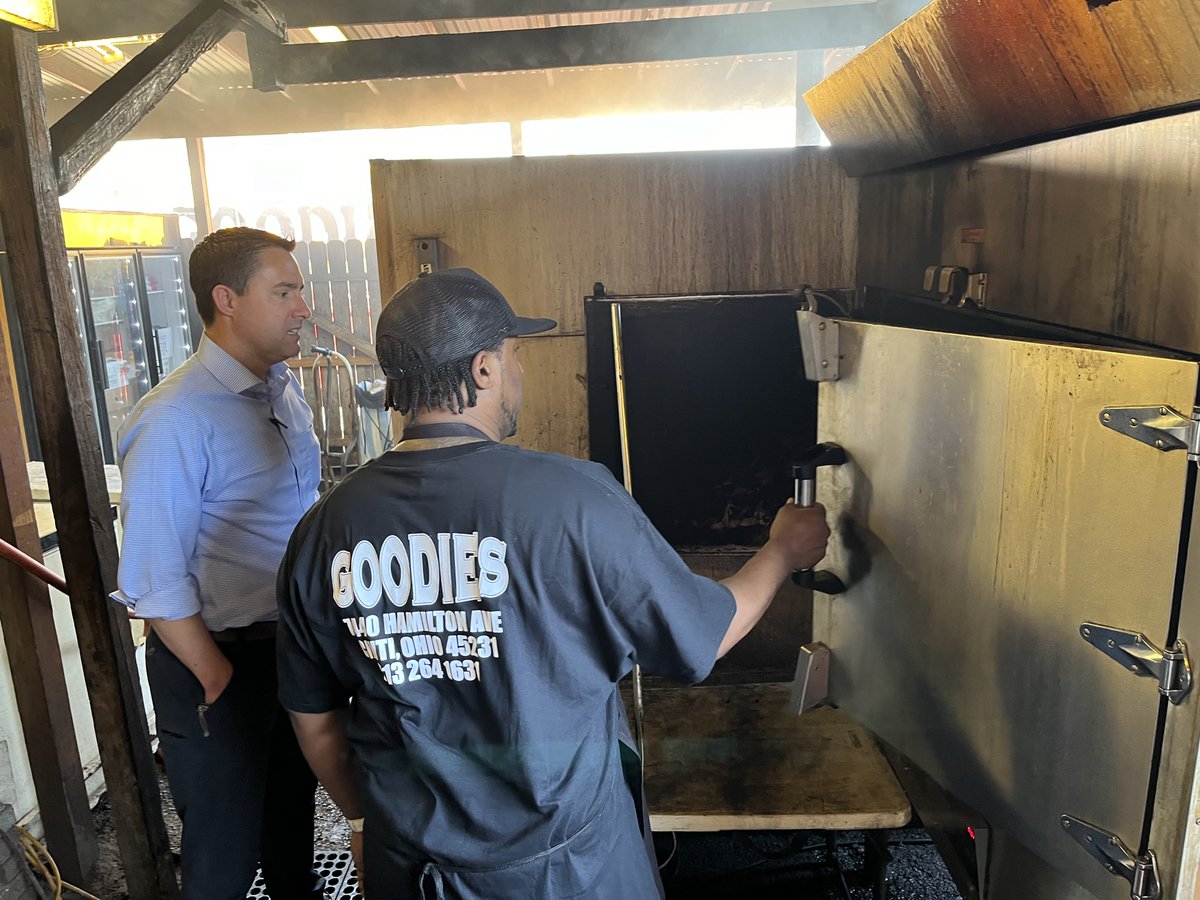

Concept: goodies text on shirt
[[332, 531, 509, 609], [332, 532, 511, 687]]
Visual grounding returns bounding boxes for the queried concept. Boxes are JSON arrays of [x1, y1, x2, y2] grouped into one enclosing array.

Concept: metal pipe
[[0, 536, 67, 593], [311, 345, 362, 486], [610, 303, 645, 766]]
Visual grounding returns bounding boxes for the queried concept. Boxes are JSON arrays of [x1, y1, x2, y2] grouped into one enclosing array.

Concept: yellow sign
[[61, 210, 169, 248], [0, 0, 58, 31]]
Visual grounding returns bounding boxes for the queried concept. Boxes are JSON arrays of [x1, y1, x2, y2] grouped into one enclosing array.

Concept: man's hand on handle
[[769, 500, 831, 573], [717, 500, 831, 658]]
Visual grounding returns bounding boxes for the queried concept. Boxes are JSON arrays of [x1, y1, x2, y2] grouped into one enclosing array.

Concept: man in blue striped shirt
[[115, 227, 325, 900]]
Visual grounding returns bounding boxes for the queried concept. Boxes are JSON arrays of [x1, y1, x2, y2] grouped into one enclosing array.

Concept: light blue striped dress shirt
[[115, 335, 321, 631]]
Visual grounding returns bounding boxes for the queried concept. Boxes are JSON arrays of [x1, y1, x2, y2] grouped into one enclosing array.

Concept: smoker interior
[[586, 291, 822, 549]]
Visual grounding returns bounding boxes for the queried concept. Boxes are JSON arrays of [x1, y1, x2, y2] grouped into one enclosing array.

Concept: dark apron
[[409, 777, 661, 899], [365, 698, 664, 899]]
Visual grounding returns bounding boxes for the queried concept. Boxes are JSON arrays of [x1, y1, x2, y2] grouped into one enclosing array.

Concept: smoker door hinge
[[1060, 816, 1160, 900], [788, 642, 830, 715], [1080, 623, 1192, 704], [1099, 405, 1200, 462], [796, 310, 840, 382]]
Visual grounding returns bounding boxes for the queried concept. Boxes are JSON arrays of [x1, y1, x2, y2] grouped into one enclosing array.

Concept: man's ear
[[210, 284, 237, 319], [471, 347, 500, 390]]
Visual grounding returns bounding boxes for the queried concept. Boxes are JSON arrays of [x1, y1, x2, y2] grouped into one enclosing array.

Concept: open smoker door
[[809, 317, 1198, 900]]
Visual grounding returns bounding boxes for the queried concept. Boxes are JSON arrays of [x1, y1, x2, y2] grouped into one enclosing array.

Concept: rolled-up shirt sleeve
[[116, 403, 208, 620]]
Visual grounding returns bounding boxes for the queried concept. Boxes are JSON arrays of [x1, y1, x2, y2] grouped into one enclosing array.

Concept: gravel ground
[[86, 766, 351, 899]]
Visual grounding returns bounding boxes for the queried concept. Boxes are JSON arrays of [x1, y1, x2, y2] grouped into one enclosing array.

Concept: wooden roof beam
[[41, 0, 876, 43], [249, 3, 898, 87], [50, 0, 285, 195]]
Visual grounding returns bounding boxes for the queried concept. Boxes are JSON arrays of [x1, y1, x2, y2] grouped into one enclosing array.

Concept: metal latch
[[1060, 816, 1160, 900], [796, 310, 840, 382], [1080, 623, 1192, 704], [1099, 406, 1200, 462]]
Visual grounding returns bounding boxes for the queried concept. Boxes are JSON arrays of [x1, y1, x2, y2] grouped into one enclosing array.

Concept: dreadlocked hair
[[382, 340, 504, 415]]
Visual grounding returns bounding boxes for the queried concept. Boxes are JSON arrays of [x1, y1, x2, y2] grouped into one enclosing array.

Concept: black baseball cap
[[376, 268, 556, 382]]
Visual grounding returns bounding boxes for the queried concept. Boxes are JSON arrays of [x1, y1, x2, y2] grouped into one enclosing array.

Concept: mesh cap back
[[376, 268, 555, 380]]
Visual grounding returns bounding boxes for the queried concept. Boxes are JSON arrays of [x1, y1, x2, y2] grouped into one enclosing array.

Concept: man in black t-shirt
[[276, 268, 830, 899]]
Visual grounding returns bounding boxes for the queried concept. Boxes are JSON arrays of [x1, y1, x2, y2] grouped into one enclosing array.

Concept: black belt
[[210, 620, 277, 643]]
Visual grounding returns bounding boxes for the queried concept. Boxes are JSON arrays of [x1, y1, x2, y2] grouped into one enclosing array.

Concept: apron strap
[[418, 861, 447, 900]]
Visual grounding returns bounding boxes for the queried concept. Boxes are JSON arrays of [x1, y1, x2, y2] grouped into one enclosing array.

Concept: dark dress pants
[[147, 630, 325, 900]]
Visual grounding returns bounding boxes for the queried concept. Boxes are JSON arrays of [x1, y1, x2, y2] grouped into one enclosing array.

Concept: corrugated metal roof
[[38, 35, 255, 101]]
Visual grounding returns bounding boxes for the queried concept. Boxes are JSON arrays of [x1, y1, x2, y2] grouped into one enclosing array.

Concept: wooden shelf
[[633, 682, 911, 832]]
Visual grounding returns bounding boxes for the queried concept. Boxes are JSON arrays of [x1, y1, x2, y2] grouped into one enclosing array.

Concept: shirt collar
[[196, 334, 291, 402]]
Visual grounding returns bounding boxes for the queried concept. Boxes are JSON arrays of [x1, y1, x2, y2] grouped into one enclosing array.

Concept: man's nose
[[295, 296, 312, 319]]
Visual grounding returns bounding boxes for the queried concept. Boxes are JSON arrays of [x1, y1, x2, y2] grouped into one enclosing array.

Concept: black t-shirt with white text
[[276, 441, 735, 875]]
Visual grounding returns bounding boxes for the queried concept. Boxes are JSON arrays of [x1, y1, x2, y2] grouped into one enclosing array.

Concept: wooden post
[[0, 293, 96, 886], [0, 23, 179, 900], [794, 50, 825, 148], [185, 136, 214, 239]]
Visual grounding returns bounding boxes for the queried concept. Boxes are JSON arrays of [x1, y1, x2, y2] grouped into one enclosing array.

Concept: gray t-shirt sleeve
[[573, 463, 736, 684]]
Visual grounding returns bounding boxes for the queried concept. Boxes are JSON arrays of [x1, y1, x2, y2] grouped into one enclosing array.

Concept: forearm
[[289, 710, 362, 819], [148, 614, 232, 702], [716, 541, 793, 658]]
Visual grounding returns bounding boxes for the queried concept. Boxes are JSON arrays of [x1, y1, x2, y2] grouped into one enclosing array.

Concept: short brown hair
[[189, 227, 296, 325]]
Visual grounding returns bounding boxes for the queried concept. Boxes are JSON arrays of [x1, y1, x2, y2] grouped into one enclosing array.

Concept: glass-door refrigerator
[[67, 254, 109, 461], [138, 251, 193, 380], [77, 251, 159, 462], [2, 212, 197, 466], [70, 247, 196, 463]]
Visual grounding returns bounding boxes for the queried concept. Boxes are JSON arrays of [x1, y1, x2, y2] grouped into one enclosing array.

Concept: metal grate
[[245, 850, 361, 899]]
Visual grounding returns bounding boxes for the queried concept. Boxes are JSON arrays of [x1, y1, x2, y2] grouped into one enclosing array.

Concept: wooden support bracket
[[50, 0, 285, 195], [247, 25, 286, 93], [216, 0, 286, 40]]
